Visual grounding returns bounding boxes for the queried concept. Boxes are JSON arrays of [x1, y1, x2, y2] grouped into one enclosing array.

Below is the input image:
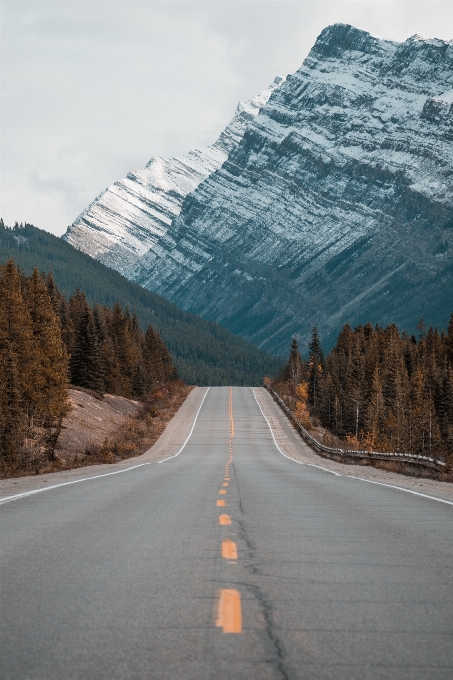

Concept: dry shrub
[[295, 383, 309, 402], [295, 401, 311, 429], [344, 434, 360, 450]]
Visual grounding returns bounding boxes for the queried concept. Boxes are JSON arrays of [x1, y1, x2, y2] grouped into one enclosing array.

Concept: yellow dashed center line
[[221, 538, 238, 560], [216, 589, 242, 634], [229, 386, 234, 438], [213, 388, 242, 634]]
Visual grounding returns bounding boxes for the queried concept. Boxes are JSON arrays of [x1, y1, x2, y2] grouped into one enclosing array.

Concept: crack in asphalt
[[232, 461, 292, 680]]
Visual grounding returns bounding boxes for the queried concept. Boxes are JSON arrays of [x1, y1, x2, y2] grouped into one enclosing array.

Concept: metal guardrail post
[[263, 383, 446, 472]]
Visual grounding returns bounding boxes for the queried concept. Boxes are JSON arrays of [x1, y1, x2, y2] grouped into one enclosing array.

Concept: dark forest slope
[[0, 222, 282, 385]]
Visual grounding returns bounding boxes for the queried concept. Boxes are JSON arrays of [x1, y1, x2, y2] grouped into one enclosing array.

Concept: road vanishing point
[[1, 387, 452, 679]]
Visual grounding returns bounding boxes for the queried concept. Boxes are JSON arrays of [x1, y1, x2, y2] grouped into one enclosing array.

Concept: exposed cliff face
[[128, 24, 453, 354], [63, 77, 283, 274]]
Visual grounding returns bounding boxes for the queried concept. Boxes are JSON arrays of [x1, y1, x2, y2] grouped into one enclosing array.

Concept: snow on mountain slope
[[128, 24, 453, 354], [63, 76, 284, 274]]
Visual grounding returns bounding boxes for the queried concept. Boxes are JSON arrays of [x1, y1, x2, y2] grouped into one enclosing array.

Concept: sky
[[1, 0, 453, 236]]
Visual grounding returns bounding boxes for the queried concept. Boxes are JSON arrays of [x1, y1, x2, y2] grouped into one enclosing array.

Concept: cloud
[[2, 1, 452, 235]]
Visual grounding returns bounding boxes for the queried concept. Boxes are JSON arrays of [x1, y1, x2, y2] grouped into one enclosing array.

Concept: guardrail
[[263, 383, 446, 472]]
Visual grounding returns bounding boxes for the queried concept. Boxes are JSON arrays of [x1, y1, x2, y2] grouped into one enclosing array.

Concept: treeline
[[276, 319, 453, 459], [0, 221, 282, 385], [53, 285, 177, 398], [0, 258, 177, 471]]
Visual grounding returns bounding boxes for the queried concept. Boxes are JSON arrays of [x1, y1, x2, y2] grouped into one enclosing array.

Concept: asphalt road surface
[[1, 387, 452, 680]]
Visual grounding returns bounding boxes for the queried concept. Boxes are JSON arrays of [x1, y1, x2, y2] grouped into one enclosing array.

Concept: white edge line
[[158, 387, 210, 463], [344, 474, 453, 506], [251, 388, 341, 476], [0, 463, 151, 506], [253, 389, 453, 506]]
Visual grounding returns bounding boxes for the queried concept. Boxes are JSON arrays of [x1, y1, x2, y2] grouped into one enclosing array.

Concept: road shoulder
[[0, 387, 207, 501], [254, 387, 453, 505]]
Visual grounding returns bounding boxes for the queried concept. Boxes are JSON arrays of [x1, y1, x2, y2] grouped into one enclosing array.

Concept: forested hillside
[[275, 320, 453, 461], [0, 259, 177, 474], [48, 277, 177, 398], [0, 221, 282, 385]]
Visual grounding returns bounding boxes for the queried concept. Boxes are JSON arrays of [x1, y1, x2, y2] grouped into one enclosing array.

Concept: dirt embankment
[[56, 388, 141, 464], [2, 382, 193, 478], [55, 383, 193, 470]]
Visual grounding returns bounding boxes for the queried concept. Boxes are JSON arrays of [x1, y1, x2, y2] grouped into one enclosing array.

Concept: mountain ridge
[[64, 76, 284, 275], [65, 23, 453, 354], [126, 23, 453, 353]]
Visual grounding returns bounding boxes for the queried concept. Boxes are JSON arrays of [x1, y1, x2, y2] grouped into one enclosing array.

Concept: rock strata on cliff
[[128, 24, 453, 354], [64, 77, 283, 274]]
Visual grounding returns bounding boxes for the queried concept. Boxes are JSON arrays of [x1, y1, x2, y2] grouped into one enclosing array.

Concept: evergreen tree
[[382, 326, 409, 451], [278, 314, 453, 458], [0, 261, 36, 466], [439, 368, 453, 454], [70, 304, 104, 393], [93, 306, 120, 395], [0, 351, 24, 468], [282, 338, 304, 392], [308, 325, 324, 409], [445, 314, 453, 365], [0, 260, 35, 434], [343, 333, 365, 437], [27, 268, 69, 459], [365, 366, 384, 447], [108, 303, 134, 396], [0, 256, 179, 470]]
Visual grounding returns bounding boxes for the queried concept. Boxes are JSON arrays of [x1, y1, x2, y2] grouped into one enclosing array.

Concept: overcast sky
[[1, 0, 452, 236]]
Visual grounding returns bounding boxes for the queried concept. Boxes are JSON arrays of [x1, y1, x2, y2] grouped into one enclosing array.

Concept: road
[[1, 386, 452, 680]]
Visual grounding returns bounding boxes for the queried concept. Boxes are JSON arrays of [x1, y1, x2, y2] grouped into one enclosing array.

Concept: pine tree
[[109, 303, 134, 396], [382, 325, 409, 451], [365, 366, 384, 448], [45, 271, 63, 316], [0, 260, 34, 370], [143, 324, 164, 387], [0, 260, 35, 448], [439, 367, 453, 455], [93, 306, 120, 395], [282, 338, 305, 390], [70, 303, 104, 393], [0, 351, 24, 469], [445, 314, 453, 365], [27, 268, 70, 459], [343, 333, 365, 437], [0, 258, 178, 469], [127, 312, 147, 398], [308, 325, 324, 409]]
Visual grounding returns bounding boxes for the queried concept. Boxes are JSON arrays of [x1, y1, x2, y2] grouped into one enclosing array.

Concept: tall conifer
[[71, 304, 104, 393], [308, 325, 324, 409], [27, 268, 69, 458]]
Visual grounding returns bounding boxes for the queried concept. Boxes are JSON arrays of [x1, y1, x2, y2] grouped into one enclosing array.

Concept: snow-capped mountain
[[63, 76, 284, 274], [127, 24, 453, 354]]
